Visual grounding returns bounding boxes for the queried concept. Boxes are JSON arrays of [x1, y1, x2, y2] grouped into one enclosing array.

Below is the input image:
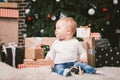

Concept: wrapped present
[[5, 48, 13, 66], [82, 37, 96, 67], [41, 37, 57, 47], [18, 64, 44, 69], [23, 59, 36, 64], [90, 32, 101, 40], [95, 47, 120, 67], [25, 37, 55, 59], [25, 37, 56, 48], [83, 37, 95, 49], [3, 46, 24, 67], [25, 37, 42, 48], [36, 59, 54, 65], [15, 46, 25, 67], [76, 27, 91, 38], [25, 48, 44, 59], [18, 59, 54, 69]]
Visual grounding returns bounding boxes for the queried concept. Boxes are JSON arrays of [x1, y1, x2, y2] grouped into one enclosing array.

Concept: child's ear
[[66, 30, 71, 34]]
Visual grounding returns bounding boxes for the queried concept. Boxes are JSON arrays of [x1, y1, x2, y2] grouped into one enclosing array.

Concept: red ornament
[[102, 7, 108, 12], [27, 16, 32, 21], [47, 13, 51, 19]]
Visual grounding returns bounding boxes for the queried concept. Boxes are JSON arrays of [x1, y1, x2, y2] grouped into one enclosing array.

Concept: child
[[45, 17, 99, 77]]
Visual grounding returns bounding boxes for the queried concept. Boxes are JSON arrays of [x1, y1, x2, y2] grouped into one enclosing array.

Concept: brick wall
[[8, 0, 28, 46]]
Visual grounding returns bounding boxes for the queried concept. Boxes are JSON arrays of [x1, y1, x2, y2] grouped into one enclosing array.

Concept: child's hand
[[45, 57, 54, 69], [45, 57, 52, 62], [79, 58, 87, 63]]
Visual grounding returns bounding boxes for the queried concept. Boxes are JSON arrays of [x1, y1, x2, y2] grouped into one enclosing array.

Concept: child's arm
[[45, 47, 55, 62], [45, 40, 57, 62], [77, 42, 88, 63], [45, 56, 53, 62]]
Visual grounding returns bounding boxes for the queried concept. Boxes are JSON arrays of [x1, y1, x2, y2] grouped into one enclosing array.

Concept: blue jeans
[[54, 62, 96, 76]]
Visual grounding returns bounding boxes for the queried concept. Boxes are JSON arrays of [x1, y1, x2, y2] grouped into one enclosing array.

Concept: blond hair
[[56, 17, 77, 34]]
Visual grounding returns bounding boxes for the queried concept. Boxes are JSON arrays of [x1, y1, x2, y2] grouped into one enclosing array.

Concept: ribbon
[[8, 42, 17, 67]]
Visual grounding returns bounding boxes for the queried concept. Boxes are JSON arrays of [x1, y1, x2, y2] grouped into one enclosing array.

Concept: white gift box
[[76, 27, 91, 38]]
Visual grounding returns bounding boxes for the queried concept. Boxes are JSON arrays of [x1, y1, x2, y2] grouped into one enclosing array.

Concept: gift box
[[90, 32, 101, 40], [82, 37, 96, 67], [76, 27, 91, 38], [25, 37, 56, 59], [95, 47, 120, 67], [25, 37, 42, 48], [18, 59, 54, 69], [25, 37, 56, 48], [41, 37, 57, 47], [23, 59, 36, 64], [5, 48, 13, 66], [25, 48, 44, 59], [15, 47, 25, 67], [3, 47, 25, 67], [83, 37, 95, 49]]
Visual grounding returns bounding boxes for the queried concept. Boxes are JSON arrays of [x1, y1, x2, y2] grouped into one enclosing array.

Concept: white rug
[[0, 62, 120, 80]]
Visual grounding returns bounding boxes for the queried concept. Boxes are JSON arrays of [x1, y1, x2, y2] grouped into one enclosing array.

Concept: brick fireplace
[[0, 1, 28, 46], [0, 2, 19, 46]]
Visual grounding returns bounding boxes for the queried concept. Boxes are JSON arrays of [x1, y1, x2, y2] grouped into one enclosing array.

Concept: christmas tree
[[24, 0, 120, 46]]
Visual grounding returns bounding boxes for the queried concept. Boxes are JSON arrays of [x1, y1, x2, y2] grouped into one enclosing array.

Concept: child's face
[[55, 17, 77, 40], [55, 23, 68, 40]]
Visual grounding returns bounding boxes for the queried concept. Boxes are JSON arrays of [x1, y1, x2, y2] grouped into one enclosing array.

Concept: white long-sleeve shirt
[[45, 38, 87, 64]]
